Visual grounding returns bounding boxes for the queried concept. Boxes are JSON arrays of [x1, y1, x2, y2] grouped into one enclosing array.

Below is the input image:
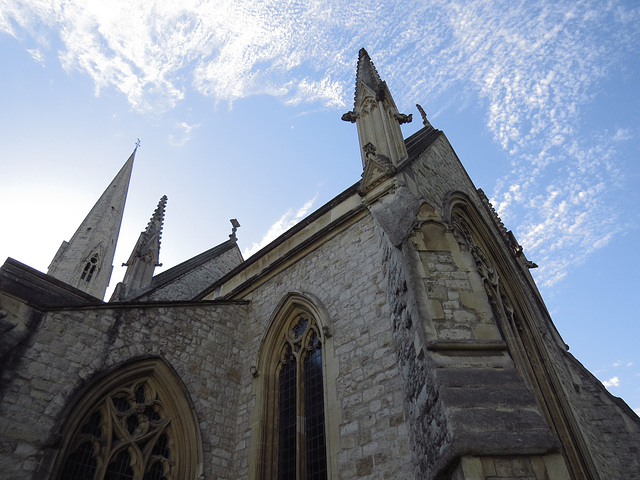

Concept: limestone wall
[[139, 244, 244, 301], [400, 132, 640, 479], [229, 214, 415, 479], [0, 300, 246, 479]]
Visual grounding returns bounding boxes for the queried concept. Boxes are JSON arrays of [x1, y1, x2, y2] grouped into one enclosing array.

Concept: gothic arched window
[[80, 254, 99, 283], [52, 359, 202, 480], [276, 315, 327, 480], [255, 294, 331, 480]]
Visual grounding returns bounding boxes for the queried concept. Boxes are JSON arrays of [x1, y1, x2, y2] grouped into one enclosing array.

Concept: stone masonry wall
[[450, 454, 570, 480], [141, 246, 244, 301], [407, 135, 480, 220], [406, 135, 640, 478], [388, 138, 565, 478], [229, 214, 414, 479], [546, 343, 640, 478], [380, 234, 454, 480], [0, 300, 247, 479]]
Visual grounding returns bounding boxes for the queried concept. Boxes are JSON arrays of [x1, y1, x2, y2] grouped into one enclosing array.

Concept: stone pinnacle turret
[[342, 48, 412, 169], [117, 194, 167, 297]]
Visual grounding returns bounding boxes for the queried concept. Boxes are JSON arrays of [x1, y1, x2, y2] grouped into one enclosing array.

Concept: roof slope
[[130, 239, 243, 302]]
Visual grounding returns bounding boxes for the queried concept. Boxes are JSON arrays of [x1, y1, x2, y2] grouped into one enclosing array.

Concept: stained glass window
[[275, 316, 327, 480]]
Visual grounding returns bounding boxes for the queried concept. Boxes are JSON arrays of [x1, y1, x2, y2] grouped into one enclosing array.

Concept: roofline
[[195, 126, 444, 300], [127, 238, 239, 301], [194, 182, 363, 300]]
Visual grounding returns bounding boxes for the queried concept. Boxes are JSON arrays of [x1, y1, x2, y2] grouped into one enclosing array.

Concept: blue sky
[[1, 1, 639, 413]]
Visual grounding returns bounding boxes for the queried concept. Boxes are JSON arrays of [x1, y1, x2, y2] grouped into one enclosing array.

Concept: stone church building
[[1, 50, 638, 480]]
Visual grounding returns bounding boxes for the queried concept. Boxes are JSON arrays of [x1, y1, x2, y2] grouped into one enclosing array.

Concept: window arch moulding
[[50, 357, 203, 480], [444, 191, 599, 479]]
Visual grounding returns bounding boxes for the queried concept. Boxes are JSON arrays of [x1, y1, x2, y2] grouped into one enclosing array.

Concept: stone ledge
[[427, 339, 507, 351]]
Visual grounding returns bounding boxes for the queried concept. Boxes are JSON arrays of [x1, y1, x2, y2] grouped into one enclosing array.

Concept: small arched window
[[52, 359, 202, 480], [80, 254, 99, 283]]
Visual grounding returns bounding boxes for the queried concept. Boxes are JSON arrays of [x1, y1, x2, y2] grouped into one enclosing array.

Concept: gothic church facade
[[1, 49, 638, 480]]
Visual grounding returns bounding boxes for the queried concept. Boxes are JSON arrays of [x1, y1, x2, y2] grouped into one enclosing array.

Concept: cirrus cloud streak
[[1, 0, 638, 286]]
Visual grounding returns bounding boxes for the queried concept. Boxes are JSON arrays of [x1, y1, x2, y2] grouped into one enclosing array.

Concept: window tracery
[[275, 315, 327, 480], [53, 359, 201, 480], [81, 254, 99, 282]]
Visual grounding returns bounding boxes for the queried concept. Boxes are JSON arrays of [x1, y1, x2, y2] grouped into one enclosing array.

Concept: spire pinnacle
[[342, 49, 412, 169], [356, 48, 384, 97], [124, 195, 167, 268], [111, 195, 167, 301]]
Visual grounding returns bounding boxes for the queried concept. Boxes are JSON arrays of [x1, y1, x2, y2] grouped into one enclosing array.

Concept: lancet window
[[81, 254, 99, 282], [274, 315, 328, 480]]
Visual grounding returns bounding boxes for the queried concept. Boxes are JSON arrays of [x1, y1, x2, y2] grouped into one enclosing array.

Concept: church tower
[[47, 149, 135, 300]]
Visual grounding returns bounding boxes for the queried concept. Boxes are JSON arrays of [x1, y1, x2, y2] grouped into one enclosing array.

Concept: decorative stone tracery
[[52, 359, 202, 480], [59, 378, 172, 480]]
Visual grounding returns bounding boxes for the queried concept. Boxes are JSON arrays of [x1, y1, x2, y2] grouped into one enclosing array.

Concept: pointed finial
[[150, 194, 168, 235], [356, 48, 383, 93], [122, 195, 167, 268], [416, 104, 433, 129], [342, 47, 384, 122], [342, 48, 411, 168], [135, 138, 141, 149], [230, 218, 240, 241]]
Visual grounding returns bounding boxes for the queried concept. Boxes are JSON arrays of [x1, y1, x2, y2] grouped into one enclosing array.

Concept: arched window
[[255, 294, 331, 480], [52, 359, 202, 480], [276, 315, 327, 480], [80, 254, 99, 283]]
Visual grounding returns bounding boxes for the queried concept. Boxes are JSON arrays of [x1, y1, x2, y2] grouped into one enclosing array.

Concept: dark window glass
[[274, 317, 327, 480], [81, 255, 99, 282], [80, 411, 103, 438], [304, 339, 327, 480], [278, 347, 297, 480], [60, 442, 97, 480], [105, 450, 134, 480]]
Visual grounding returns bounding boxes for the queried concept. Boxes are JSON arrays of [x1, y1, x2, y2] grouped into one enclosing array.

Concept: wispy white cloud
[[168, 121, 199, 146], [26, 48, 45, 64], [242, 194, 318, 258], [602, 376, 620, 388], [2, 0, 638, 285]]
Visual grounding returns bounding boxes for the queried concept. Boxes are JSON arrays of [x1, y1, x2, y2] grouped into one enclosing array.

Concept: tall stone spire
[[342, 48, 412, 169], [114, 195, 167, 300], [47, 148, 136, 300]]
